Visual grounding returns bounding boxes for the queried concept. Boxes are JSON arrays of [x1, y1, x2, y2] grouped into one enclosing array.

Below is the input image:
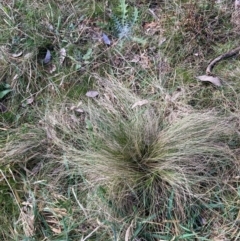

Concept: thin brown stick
[[206, 46, 240, 75]]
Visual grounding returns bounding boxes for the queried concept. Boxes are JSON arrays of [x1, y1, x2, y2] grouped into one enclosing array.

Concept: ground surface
[[0, 0, 240, 240]]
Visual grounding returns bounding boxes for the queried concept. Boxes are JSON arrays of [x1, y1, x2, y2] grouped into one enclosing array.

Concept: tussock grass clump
[[1, 79, 240, 239], [42, 79, 239, 231]]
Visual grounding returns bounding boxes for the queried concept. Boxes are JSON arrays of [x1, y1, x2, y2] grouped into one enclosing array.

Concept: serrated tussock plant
[[1, 78, 240, 237], [112, 0, 138, 39], [38, 78, 239, 225]]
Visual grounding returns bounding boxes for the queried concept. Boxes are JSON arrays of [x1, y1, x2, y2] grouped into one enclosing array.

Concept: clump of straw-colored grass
[[41, 78, 239, 223]]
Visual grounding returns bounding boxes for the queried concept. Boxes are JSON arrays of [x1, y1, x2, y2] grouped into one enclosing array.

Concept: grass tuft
[[39, 78, 240, 238]]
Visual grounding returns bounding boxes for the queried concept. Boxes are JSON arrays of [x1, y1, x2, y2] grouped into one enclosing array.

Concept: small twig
[[206, 46, 240, 75]]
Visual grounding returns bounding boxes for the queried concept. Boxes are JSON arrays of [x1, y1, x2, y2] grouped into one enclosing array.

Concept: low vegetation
[[1, 0, 240, 240]]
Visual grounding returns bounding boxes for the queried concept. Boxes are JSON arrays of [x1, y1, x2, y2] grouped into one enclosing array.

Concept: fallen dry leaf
[[59, 48, 66, 65], [12, 51, 23, 58], [131, 99, 149, 109], [196, 75, 222, 87], [74, 108, 84, 113], [26, 97, 34, 105], [86, 90, 99, 98], [102, 33, 111, 45], [43, 49, 51, 64]]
